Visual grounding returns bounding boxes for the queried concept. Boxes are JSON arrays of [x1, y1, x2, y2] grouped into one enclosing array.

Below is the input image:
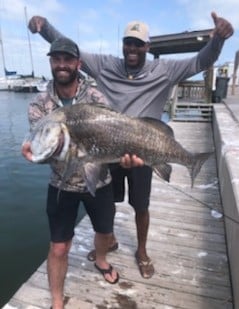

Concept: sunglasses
[[123, 38, 146, 48]]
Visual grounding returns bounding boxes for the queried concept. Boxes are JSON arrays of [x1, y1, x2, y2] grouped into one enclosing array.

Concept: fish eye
[[43, 126, 53, 137]]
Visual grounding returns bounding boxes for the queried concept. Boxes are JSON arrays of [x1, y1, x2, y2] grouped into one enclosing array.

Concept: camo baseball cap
[[47, 37, 80, 58], [123, 21, 150, 43]]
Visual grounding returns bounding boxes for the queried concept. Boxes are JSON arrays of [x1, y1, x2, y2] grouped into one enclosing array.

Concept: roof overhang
[[149, 29, 213, 57]]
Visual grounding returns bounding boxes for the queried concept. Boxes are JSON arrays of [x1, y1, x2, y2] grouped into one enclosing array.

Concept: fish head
[[30, 121, 70, 163]]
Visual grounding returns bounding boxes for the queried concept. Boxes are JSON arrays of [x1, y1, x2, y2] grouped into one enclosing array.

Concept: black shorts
[[109, 164, 153, 211], [46, 183, 115, 243]]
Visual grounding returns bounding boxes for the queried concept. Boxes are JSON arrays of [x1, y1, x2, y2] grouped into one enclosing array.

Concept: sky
[[0, 0, 239, 78]]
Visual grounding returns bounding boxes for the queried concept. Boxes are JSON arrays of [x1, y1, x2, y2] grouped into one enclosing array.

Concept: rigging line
[[24, 6, 34, 77], [0, 18, 7, 72], [158, 178, 239, 225]]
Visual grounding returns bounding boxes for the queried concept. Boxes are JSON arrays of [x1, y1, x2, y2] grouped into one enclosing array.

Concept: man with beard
[[28, 12, 233, 281], [21, 37, 120, 309]]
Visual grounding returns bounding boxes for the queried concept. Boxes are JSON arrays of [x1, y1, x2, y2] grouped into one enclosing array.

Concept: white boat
[[12, 76, 46, 93], [0, 74, 27, 91], [13, 78, 49, 93], [0, 73, 47, 93]]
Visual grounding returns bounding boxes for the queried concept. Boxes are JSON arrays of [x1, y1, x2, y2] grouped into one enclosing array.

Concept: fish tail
[[189, 152, 213, 187]]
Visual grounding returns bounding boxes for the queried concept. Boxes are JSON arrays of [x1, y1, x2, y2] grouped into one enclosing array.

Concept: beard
[[52, 68, 78, 86]]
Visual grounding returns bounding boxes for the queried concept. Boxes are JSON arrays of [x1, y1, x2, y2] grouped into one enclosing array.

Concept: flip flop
[[135, 252, 154, 279], [94, 263, 119, 284], [87, 242, 119, 261]]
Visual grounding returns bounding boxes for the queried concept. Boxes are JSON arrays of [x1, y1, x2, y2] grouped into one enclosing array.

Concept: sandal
[[94, 263, 119, 284], [135, 251, 154, 279], [87, 242, 119, 261]]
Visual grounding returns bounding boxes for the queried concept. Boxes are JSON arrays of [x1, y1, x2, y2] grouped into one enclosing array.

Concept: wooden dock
[[4, 121, 233, 309]]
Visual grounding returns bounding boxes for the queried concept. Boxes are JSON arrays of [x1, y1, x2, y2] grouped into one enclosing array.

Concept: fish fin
[[83, 163, 108, 196], [98, 164, 109, 182], [154, 163, 172, 182], [88, 102, 118, 112], [140, 117, 174, 137], [189, 152, 213, 187]]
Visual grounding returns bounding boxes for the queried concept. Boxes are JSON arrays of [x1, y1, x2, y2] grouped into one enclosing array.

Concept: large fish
[[24, 103, 212, 195]]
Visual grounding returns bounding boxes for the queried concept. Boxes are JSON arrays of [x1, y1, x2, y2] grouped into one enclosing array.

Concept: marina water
[[0, 91, 49, 307]]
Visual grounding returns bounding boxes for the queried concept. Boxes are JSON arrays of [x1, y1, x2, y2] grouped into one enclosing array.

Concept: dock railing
[[168, 80, 213, 122]]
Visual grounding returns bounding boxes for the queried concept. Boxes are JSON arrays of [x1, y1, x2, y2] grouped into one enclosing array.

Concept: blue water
[[0, 92, 51, 306]]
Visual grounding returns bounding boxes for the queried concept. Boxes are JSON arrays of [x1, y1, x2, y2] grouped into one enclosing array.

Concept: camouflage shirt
[[28, 78, 112, 192]]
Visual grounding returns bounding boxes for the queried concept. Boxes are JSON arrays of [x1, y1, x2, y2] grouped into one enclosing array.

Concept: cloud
[[177, 0, 239, 29], [0, 0, 64, 22]]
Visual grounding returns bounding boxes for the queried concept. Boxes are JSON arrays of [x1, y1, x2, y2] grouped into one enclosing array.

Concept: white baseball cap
[[123, 21, 150, 43]]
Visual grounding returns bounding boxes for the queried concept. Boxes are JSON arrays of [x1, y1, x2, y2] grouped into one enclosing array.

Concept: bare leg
[[135, 209, 154, 278], [94, 232, 119, 283], [109, 233, 118, 247], [47, 240, 71, 309], [135, 209, 149, 259], [87, 204, 118, 262]]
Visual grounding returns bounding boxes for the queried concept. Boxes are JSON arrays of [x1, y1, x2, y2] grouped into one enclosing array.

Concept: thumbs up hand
[[211, 12, 233, 39]]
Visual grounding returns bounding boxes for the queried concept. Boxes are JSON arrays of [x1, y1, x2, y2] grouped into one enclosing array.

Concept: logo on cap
[[130, 24, 140, 32]]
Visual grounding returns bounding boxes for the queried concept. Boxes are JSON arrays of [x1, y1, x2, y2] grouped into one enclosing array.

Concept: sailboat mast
[[0, 21, 7, 76], [24, 6, 34, 77]]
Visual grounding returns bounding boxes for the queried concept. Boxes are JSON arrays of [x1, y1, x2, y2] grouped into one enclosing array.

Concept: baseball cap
[[47, 37, 80, 58], [123, 21, 150, 43]]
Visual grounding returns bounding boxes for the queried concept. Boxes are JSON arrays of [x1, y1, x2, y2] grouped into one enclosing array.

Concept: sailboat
[[12, 7, 48, 93], [0, 7, 48, 92], [0, 22, 24, 91]]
